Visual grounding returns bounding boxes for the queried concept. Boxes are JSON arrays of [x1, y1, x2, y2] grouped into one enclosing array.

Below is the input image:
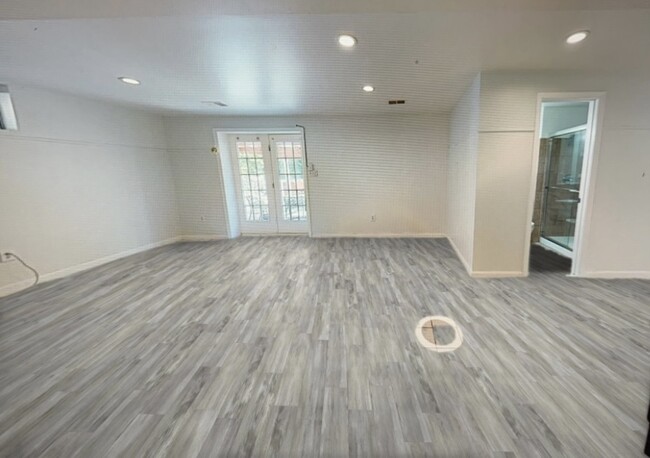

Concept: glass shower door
[[540, 128, 586, 252]]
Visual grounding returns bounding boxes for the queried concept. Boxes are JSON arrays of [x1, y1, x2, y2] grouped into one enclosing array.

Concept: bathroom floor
[[530, 243, 572, 273]]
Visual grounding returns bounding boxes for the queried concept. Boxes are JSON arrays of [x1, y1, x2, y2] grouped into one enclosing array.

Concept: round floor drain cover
[[415, 316, 463, 353]]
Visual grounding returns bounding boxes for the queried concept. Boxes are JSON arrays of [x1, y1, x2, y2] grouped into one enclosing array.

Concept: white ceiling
[[1, 2, 649, 115], [2, 0, 650, 19]]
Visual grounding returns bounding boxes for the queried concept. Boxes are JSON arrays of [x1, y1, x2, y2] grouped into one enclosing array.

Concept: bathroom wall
[[475, 71, 650, 278]]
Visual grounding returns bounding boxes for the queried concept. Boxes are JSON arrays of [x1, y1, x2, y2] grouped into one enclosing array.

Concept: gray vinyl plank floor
[[1, 237, 649, 457]]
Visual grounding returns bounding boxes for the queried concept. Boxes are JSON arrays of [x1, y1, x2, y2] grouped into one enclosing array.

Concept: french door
[[230, 134, 309, 234]]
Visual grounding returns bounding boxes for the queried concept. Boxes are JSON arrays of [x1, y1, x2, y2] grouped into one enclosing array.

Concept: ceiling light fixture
[[363, 85, 375, 92], [118, 77, 141, 85], [566, 30, 590, 44], [338, 34, 357, 48]]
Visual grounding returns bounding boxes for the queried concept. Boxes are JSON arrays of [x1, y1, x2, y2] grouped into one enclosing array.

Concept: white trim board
[[0, 131, 168, 152], [311, 233, 445, 239], [447, 234, 526, 278], [471, 271, 527, 278], [241, 233, 308, 237], [446, 236, 472, 276], [212, 128, 302, 135], [0, 236, 181, 298], [577, 271, 650, 280], [179, 235, 228, 242], [3, 233, 644, 299]]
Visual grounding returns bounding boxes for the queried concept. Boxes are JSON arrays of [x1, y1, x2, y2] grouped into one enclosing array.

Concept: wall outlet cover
[[0, 252, 13, 263]]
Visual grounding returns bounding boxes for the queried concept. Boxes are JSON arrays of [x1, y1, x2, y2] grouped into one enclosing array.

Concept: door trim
[[214, 128, 313, 237], [524, 92, 606, 277]]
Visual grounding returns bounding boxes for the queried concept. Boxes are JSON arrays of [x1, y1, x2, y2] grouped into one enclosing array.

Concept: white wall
[[0, 85, 179, 295], [446, 75, 480, 272], [475, 71, 650, 277], [164, 114, 449, 238], [3, 72, 645, 295], [474, 131, 534, 274]]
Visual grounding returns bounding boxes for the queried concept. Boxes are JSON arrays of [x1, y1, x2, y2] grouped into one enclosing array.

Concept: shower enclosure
[[539, 125, 586, 257]]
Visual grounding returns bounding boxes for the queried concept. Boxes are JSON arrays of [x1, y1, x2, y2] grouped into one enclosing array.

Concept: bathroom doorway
[[527, 94, 604, 275]]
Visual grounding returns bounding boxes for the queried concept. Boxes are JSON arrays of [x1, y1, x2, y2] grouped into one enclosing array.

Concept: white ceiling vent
[[202, 101, 228, 107]]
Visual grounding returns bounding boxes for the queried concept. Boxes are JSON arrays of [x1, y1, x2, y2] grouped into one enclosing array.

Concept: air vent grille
[[202, 101, 228, 107]]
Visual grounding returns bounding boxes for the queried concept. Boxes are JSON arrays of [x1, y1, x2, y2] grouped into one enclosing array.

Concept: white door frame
[[213, 128, 313, 237], [524, 92, 606, 277]]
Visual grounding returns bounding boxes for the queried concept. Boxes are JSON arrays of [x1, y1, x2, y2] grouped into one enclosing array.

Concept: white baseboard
[[179, 235, 229, 242], [446, 236, 472, 275], [471, 271, 527, 278], [4, 233, 643, 300], [240, 233, 306, 237], [312, 233, 445, 239], [578, 271, 650, 280], [0, 236, 181, 298], [0, 279, 36, 298], [446, 236, 527, 278]]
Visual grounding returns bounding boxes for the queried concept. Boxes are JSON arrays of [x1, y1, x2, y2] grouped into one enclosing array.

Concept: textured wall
[[164, 114, 449, 238], [0, 86, 179, 295], [475, 71, 650, 277], [446, 75, 480, 271]]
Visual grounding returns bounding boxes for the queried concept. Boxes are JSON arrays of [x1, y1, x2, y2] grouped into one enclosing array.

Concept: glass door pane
[[270, 134, 309, 233], [230, 135, 278, 233], [540, 129, 586, 251]]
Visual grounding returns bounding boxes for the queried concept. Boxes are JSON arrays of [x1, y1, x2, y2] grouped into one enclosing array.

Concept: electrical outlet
[[0, 252, 14, 263], [370, 215, 376, 223]]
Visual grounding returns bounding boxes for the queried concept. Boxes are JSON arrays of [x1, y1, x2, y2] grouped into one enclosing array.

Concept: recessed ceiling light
[[566, 30, 590, 44], [338, 34, 357, 48], [363, 85, 375, 92], [118, 77, 140, 85]]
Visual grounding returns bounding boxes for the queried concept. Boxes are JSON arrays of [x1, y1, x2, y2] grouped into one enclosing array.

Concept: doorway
[[527, 94, 604, 276], [538, 120, 587, 257], [228, 133, 309, 234]]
